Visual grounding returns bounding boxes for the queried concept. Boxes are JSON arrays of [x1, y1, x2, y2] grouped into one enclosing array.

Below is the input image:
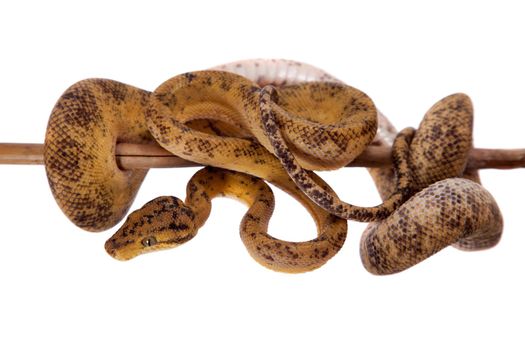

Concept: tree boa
[[43, 59, 503, 274]]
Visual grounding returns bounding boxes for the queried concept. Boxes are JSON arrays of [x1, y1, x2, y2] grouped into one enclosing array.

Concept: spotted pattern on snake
[[147, 69, 418, 222], [44, 79, 155, 231], [361, 179, 502, 274], [361, 93, 503, 274], [45, 61, 349, 272], [44, 58, 502, 274], [220, 61, 502, 273], [106, 167, 347, 272], [259, 84, 416, 221], [147, 70, 377, 172]]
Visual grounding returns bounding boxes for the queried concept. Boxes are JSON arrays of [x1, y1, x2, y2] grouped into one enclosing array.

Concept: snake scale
[[43, 59, 503, 274]]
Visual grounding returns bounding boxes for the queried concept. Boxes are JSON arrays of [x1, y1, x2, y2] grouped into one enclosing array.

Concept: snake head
[[105, 196, 197, 260]]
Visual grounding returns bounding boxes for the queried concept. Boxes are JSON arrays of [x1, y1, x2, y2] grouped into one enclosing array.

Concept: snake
[[106, 166, 347, 272], [146, 69, 415, 222], [220, 61, 502, 273], [44, 62, 350, 272], [44, 59, 502, 273], [361, 93, 503, 274]]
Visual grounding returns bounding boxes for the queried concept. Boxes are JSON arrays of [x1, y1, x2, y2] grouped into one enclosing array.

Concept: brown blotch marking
[[262, 254, 275, 261], [183, 72, 197, 83]]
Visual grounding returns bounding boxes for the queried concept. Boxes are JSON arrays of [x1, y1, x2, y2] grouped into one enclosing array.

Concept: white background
[[0, 1, 523, 349]]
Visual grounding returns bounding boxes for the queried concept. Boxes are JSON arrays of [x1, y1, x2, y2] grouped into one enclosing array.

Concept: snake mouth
[[104, 235, 178, 261], [104, 238, 134, 261]]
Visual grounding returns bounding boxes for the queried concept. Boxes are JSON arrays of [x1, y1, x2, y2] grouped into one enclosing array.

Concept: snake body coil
[[361, 94, 503, 274], [44, 79, 155, 231], [44, 59, 503, 274], [106, 167, 347, 272]]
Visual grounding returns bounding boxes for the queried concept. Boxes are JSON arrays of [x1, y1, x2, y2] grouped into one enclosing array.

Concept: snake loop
[[106, 166, 348, 273], [360, 178, 503, 275], [260, 84, 416, 221], [44, 79, 155, 231], [44, 59, 503, 274], [146, 70, 378, 176], [361, 93, 503, 274], [45, 63, 352, 272], [147, 70, 417, 222]]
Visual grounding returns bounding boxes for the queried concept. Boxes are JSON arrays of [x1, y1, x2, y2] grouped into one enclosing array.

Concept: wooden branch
[[0, 142, 524, 171], [0, 143, 44, 165], [113, 143, 393, 169]]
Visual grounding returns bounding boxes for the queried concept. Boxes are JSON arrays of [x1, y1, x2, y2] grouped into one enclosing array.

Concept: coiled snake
[[43, 59, 503, 274]]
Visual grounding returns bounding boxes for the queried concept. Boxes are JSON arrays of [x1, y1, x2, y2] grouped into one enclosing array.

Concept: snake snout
[[104, 225, 142, 261], [104, 238, 130, 261]]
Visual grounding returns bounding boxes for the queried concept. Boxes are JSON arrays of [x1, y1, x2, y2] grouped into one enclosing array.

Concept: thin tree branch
[[1, 142, 524, 171]]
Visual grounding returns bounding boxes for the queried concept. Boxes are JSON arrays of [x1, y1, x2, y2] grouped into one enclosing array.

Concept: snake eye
[[141, 236, 158, 247]]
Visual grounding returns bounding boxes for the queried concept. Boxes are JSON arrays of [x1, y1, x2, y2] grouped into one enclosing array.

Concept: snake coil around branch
[[2, 59, 504, 275]]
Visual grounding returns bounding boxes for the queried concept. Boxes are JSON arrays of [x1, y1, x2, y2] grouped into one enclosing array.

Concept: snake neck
[[183, 166, 337, 233], [184, 167, 274, 230]]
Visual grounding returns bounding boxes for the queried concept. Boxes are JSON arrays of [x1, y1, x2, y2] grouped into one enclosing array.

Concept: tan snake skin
[[106, 166, 347, 272], [44, 79, 155, 231], [361, 94, 503, 274], [43, 59, 503, 273]]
